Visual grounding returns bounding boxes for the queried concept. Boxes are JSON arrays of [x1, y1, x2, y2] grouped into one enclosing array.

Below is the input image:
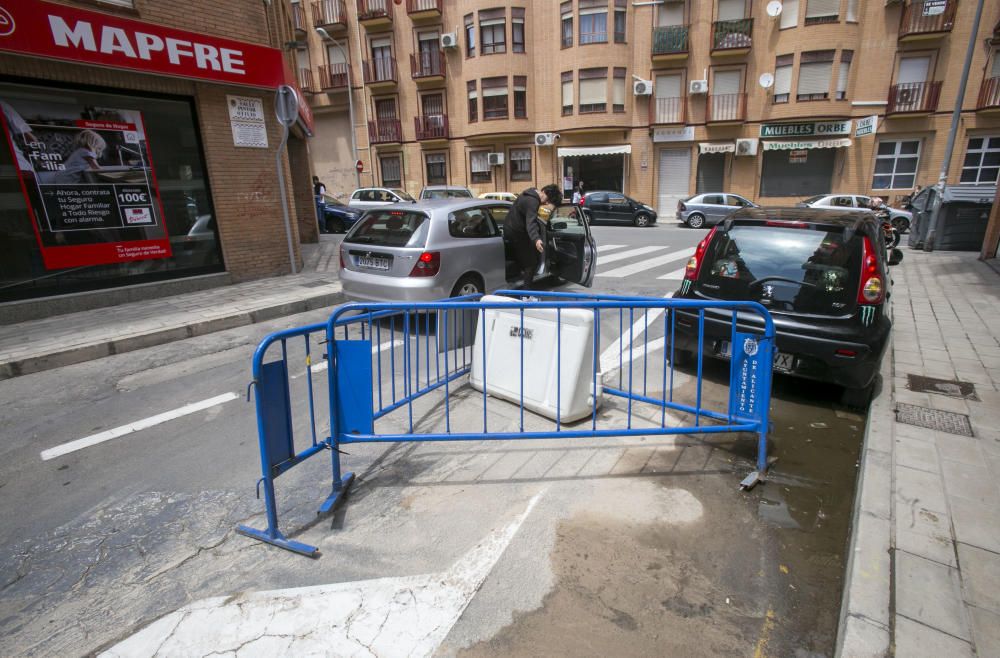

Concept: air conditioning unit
[[534, 132, 559, 146], [440, 32, 458, 48], [689, 79, 709, 95], [736, 138, 759, 156], [896, 87, 915, 105], [488, 152, 505, 166], [633, 79, 653, 96]]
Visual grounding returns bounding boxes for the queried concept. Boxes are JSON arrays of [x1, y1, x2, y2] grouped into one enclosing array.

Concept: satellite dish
[[766, 1, 783, 17], [759, 73, 775, 89]]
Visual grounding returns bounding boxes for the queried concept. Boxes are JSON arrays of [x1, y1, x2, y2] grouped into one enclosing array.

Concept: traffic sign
[[275, 85, 298, 128], [356, 160, 364, 173]]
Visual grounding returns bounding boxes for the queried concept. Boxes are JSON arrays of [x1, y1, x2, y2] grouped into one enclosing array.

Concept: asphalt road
[[0, 220, 864, 657]]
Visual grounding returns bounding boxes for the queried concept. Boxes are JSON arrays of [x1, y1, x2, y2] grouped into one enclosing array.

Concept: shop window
[[797, 50, 834, 101], [836, 51, 853, 100], [760, 148, 836, 196], [805, 0, 839, 24], [380, 155, 402, 188], [773, 54, 793, 104], [465, 14, 475, 57], [579, 0, 608, 44], [425, 153, 447, 185], [512, 8, 526, 53], [561, 1, 574, 48], [482, 77, 509, 119], [613, 68, 626, 113], [470, 151, 491, 183], [960, 137, 1000, 185], [579, 68, 608, 114], [514, 76, 528, 118], [510, 148, 532, 181], [467, 80, 478, 122], [872, 140, 921, 190], [780, 0, 798, 28], [614, 0, 627, 42], [479, 8, 506, 55], [562, 72, 574, 116]]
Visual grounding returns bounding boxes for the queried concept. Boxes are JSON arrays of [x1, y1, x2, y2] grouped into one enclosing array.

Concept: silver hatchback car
[[339, 199, 597, 302]]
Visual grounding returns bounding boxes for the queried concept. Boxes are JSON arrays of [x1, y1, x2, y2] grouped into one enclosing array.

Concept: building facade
[[299, 0, 1000, 216]]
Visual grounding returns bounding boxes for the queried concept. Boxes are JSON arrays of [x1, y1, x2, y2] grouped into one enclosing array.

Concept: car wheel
[[840, 384, 874, 410], [686, 213, 706, 229], [329, 218, 345, 233], [451, 274, 483, 298], [891, 216, 910, 234], [634, 213, 651, 228]]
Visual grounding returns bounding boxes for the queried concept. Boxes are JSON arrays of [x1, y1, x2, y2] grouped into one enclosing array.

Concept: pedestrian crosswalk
[[597, 247, 691, 279]]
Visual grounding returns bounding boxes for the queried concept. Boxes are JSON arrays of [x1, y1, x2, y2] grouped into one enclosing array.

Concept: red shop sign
[[0, 0, 286, 89]]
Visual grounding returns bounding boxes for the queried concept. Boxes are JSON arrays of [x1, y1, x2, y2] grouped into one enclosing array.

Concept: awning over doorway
[[762, 138, 852, 151], [557, 145, 632, 157], [699, 142, 735, 154]]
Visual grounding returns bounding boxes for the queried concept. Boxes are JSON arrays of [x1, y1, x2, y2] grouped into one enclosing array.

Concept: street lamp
[[316, 27, 360, 189]]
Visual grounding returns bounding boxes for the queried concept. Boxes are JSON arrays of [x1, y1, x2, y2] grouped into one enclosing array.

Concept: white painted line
[[595, 243, 626, 253], [307, 339, 404, 374], [597, 245, 669, 267], [599, 292, 673, 372], [598, 249, 690, 278], [657, 266, 689, 280], [40, 392, 240, 461]]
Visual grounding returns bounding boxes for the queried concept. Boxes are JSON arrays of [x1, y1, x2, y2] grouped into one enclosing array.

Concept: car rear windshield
[[801, 195, 826, 204], [695, 225, 862, 315], [343, 210, 429, 248]]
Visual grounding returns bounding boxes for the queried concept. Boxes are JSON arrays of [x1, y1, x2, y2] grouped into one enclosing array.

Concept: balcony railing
[[651, 26, 689, 57], [291, 3, 307, 32], [312, 0, 347, 28], [707, 93, 747, 123], [363, 57, 397, 85], [368, 119, 402, 144], [407, 0, 441, 15], [411, 50, 445, 79], [318, 63, 349, 90], [298, 67, 314, 93], [712, 18, 753, 52], [357, 0, 392, 23], [649, 96, 687, 124], [978, 76, 1000, 111], [886, 81, 941, 115], [899, 0, 956, 40], [415, 115, 449, 141]]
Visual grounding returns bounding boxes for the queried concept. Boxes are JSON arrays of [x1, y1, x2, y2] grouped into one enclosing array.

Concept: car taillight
[[684, 226, 717, 281], [339, 251, 346, 270], [677, 201, 687, 212], [409, 251, 440, 277], [578, 197, 585, 206], [857, 235, 884, 305]]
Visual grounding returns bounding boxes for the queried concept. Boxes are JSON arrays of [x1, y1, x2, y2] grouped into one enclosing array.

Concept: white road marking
[[657, 266, 689, 280], [596, 245, 669, 267], [306, 339, 404, 374], [100, 491, 546, 658], [595, 243, 626, 253], [599, 293, 673, 372], [597, 249, 690, 278], [40, 393, 241, 461]]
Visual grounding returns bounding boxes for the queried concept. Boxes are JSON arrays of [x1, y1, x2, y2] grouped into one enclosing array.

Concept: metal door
[[657, 148, 691, 216]]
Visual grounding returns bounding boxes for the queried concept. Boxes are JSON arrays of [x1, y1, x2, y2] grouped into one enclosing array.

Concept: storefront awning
[[763, 138, 852, 151], [557, 145, 632, 157], [699, 142, 735, 154]]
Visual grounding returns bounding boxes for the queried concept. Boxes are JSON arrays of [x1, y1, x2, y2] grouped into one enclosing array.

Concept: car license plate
[[358, 256, 390, 270], [718, 340, 794, 373]]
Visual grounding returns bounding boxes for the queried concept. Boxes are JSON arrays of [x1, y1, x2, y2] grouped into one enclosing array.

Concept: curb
[[0, 290, 345, 381]]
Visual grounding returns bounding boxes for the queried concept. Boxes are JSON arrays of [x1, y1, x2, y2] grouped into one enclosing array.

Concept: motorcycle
[[873, 207, 900, 250]]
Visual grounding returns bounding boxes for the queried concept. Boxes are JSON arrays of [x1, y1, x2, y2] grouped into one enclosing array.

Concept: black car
[[579, 191, 657, 227], [670, 208, 901, 407], [320, 194, 363, 233]]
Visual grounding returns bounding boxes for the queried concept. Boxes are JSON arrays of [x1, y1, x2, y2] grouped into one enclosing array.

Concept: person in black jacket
[[506, 184, 562, 289]]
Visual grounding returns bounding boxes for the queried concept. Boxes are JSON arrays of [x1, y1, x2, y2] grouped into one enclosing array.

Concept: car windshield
[[695, 225, 862, 315], [424, 189, 473, 199], [322, 194, 345, 207], [343, 210, 429, 248], [390, 189, 416, 202], [802, 195, 827, 204]]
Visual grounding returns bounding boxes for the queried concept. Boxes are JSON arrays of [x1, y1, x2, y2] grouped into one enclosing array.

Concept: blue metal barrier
[[237, 291, 776, 557]]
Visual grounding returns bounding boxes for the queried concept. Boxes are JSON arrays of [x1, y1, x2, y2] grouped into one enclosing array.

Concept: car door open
[[548, 205, 596, 287]]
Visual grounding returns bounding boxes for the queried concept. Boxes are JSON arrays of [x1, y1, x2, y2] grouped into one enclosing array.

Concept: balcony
[[649, 96, 687, 125], [291, 2, 307, 34], [362, 57, 397, 88], [318, 63, 350, 91], [651, 26, 689, 62], [411, 51, 445, 85], [899, 0, 956, 42], [368, 119, 402, 145], [707, 93, 747, 124], [978, 76, 1000, 113], [298, 68, 315, 93], [414, 115, 449, 142], [886, 81, 941, 115], [407, 0, 441, 20], [711, 18, 753, 56], [312, 0, 347, 31], [357, 0, 392, 28]]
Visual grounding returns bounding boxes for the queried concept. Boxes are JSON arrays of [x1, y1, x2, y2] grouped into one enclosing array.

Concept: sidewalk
[[838, 250, 1000, 657], [0, 237, 344, 380]]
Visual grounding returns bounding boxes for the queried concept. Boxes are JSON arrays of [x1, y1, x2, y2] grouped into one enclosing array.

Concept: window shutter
[[655, 73, 682, 98], [426, 153, 445, 165], [846, 0, 858, 21], [613, 78, 626, 105], [657, 1, 684, 26], [837, 62, 850, 93], [483, 86, 508, 97], [898, 57, 930, 84], [561, 1, 572, 18], [327, 45, 346, 64], [513, 75, 526, 91], [806, 0, 839, 18], [797, 61, 832, 95], [717, 0, 744, 21], [579, 78, 607, 104], [780, 0, 798, 28], [562, 81, 573, 107], [713, 70, 741, 95], [371, 37, 391, 49], [992, 53, 1000, 77], [774, 65, 792, 95]]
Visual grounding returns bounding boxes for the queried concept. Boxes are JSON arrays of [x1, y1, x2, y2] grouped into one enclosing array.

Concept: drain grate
[[896, 403, 974, 437], [907, 374, 979, 401]]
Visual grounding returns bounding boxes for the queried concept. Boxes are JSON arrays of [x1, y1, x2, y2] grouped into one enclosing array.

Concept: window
[[960, 137, 1000, 184], [562, 71, 574, 115], [579, 68, 608, 113], [773, 54, 793, 104], [613, 68, 626, 113], [717, 0, 745, 20], [512, 8, 526, 53], [465, 14, 475, 57], [380, 155, 402, 188], [514, 76, 527, 118], [654, 72, 683, 122], [872, 140, 921, 190], [449, 207, 496, 238], [579, 0, 608, 44], [846, 0, 858, 22], [482, 76, 509, 119], [608, 193, 628, 205], [561, 1, 573, 48], [614, 0, 626, 42], [797, 50, 834, 101], [836, 51, 853, 100], [426, 153, 447, 185], [480, 9, 506, 55], [467, 80, 478, 122], [780, 0, 798, 28], [805, 0, 839, 24], [470, 151, 491, 183], [510, 148, 532, 181], [658, 0, 684, 26]]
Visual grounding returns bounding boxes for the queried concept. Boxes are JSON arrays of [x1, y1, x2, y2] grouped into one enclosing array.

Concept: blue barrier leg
[[237, 473, 320, 558]]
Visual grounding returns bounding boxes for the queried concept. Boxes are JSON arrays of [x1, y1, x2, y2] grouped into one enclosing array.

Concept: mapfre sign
[[0, 0, 286, 89]]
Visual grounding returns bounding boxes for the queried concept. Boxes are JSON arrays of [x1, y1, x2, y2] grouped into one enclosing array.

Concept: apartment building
[[297, 0, 1000, 217]]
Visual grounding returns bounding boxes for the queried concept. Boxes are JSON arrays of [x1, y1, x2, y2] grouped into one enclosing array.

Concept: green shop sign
[[759, 120, 852, 138]]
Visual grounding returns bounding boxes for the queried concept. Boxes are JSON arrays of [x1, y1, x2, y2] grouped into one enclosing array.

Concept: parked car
[[339, 199, 596, 302], [420, 185, 474, 200], [479, 192, 518, 202], [579, 191, 658, 227], [319, 194, 362, 233], [677, 193, 757, 229], [349, 187, 417, 207], [797, 194, 912, 233], [670, 207, 901, 408]]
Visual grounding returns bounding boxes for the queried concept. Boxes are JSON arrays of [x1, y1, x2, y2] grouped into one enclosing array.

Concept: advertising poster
[[0, 99, 170, 269]]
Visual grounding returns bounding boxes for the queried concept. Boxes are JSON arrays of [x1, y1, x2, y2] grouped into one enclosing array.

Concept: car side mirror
[[551, 221, 568, 231], [888, 248, 904, 266]]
